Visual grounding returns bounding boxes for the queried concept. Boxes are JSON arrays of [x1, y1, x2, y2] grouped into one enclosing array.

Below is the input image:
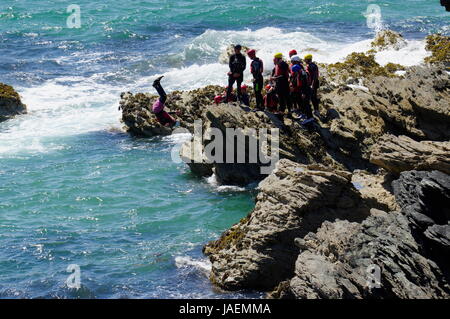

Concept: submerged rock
[[370, 134, 450, 174], [0, 83, 27, 122]]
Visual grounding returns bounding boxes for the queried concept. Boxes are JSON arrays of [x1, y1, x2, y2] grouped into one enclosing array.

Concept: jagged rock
[[269, 169, 450, 299], [319, 65, 450, 161], [273, 212, 449, 299], [179, 140, 213, 177], [370, 134, 450, 174], [203, 159, 370, 290], [364, 66, 450, 141], [351, 170, 398, 212], [218, 44, 250, 64], [119, 86, 224, 137], [371, 30, 407, 51], [119, 92, 173, 137], [424, 34, 450, 66], [392, 170, 450, 263], [0, 83, 27, 122], [180, 104, 341, 185]]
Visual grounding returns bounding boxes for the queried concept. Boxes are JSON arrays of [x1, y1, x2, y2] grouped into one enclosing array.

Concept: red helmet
[[265, 84, 271, 90], [247, 49, 256, 58], [289, 49, 297, 57], [214, 95, 223, 104], [241, 85, 248, 91]]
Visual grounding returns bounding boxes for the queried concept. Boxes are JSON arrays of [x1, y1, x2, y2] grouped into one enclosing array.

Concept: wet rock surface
[[0, 83, 27, 122]]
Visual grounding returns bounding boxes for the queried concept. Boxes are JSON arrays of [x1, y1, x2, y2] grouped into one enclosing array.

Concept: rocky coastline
[[119, 31, 450, 298], [0, 83, 27, 123]]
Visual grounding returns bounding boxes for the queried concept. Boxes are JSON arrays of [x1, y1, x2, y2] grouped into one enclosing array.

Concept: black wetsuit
[[227, 53, 246, 101], [307, 62, 320, 112], [250, 57, 264, 109], [272, 61, 292, 113]]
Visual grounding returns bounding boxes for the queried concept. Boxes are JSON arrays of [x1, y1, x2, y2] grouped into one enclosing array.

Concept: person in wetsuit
[[304, 54, 320, 117], [151, 76, 178, 127], [271, 52, 292, 114], [226, 44, 247, 103], [247, 49, 264, 110]]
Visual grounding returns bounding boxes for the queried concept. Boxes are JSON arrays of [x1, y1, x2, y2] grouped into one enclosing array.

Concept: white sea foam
[[205, 174, 247, 192], [174, 256, 212, 276], [142, 27, 430, 94], [182, 27, 429, 70], [0, 77, 122, 157]]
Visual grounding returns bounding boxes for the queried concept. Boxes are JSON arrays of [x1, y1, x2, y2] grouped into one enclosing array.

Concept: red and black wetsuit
[[263, 91, 278, 113], [290, 66, 313, 117], [272, 60, 292, 112]]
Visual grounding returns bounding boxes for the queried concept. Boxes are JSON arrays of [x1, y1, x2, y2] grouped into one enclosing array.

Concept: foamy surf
[[205, 174, 247, 192], [0, 77, 122, 157], [150, 27, 431, 90], [175, 256, 212, 276]]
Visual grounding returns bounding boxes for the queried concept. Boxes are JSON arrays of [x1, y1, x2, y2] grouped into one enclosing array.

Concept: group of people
[[148, 44, 321, 128], [216, 44, 321, 125]]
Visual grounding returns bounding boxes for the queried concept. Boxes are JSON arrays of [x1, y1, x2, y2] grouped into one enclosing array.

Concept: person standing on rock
[[289, 55, 302, 111], [271, 53, 292, 115], [247, 49, 264, 110], [290, 64, 313, 123], [304, 54, 320, 117], [151, 76, 179, 128], [226, 44, 247, 103]]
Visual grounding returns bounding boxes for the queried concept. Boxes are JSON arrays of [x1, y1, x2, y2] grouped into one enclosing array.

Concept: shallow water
[[0, 0, 448, 298]]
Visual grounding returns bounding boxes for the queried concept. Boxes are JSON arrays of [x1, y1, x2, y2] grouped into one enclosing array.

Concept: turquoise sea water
[[0, 0, 448, 298]]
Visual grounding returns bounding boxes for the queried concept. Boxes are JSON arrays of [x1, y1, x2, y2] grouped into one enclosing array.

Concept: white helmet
[[290, 55, 301, 62]]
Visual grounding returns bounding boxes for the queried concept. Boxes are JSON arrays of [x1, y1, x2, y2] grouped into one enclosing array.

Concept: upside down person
[[151, 76, 179, 128]]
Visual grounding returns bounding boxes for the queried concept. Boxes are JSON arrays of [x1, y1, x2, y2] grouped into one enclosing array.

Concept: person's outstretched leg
[[153, 76, 167, 104]]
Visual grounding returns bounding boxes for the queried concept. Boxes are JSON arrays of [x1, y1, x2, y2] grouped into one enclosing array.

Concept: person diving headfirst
[[151, 76, 179, 128]]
